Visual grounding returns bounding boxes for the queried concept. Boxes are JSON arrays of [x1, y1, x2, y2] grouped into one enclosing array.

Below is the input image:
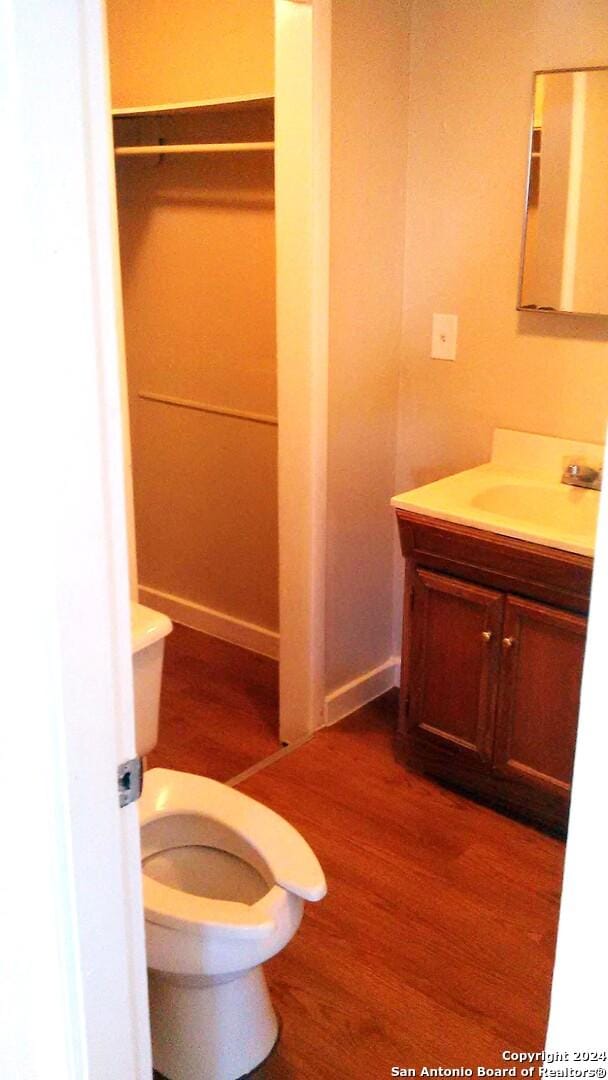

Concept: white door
[[546, 425, 608, 1047], [1, 0, 151, 1076]]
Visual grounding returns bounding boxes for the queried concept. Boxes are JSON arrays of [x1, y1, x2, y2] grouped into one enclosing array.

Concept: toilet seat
[[139, 768, 326, 961], [141, 875, 281, 938]]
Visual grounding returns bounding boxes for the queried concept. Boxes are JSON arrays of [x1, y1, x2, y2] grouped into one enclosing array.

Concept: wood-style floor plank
[[148, 623, 279, 780], [148, 629, 565, 1074], [236, 694, 565, 1074]]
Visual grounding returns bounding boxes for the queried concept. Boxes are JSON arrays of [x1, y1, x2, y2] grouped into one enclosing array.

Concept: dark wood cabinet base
[[396, 511, 592, 836]]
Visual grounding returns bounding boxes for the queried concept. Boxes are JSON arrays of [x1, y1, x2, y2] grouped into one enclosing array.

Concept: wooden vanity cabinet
[[396, 511, 592, 834], [407, 571, 504, 767]]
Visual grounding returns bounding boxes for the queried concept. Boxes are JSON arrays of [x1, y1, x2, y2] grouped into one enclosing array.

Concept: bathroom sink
[[391, 429, 602, 557], [470, 482, 598, 537]]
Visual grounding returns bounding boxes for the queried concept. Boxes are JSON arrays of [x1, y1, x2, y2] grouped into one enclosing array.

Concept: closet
[[108, 2, 279, 660]]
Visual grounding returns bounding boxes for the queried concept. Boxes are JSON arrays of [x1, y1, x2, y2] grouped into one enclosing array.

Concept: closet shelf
[[112, 94, 274, 118], [115, 141, 274, 157], [139, 391, 278, 427]]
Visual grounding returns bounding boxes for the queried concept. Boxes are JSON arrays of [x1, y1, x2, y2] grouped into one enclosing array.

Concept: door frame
[[275, 0, 332, 743], [113, 0, 332, 746], [1, 0, 151, 1075]]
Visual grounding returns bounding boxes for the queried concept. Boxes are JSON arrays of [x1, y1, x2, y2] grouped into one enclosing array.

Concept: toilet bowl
[[131, 604, 326, 1080]]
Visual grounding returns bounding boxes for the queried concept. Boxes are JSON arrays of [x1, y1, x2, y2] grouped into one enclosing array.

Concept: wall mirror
[[518, 66, 608, 316]]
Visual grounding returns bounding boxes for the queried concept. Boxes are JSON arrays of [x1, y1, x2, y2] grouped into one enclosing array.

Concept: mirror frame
[[517, 65, 608, 318]]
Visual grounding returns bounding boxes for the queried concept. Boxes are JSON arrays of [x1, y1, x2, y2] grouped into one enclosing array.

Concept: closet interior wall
[[107, 1, 278, 645]]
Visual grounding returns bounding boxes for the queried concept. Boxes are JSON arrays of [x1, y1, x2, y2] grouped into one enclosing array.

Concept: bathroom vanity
[[392, 430, 601, 835]]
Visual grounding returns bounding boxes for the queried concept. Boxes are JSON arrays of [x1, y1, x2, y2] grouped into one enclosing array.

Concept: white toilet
[[131, 603, 327, 1080]]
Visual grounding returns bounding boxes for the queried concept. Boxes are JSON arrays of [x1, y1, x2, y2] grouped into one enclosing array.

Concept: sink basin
[[391, 462, 600, 556], [391, 429, 603, 557], [470, 482, 598, 537]]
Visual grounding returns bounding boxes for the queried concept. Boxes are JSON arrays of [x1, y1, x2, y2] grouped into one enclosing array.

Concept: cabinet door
[[408, 569, 504, 764], [493, 596, 587, 805]]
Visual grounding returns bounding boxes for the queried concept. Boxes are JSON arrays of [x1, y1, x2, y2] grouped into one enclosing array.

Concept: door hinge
[[117, 757, 143, 808]]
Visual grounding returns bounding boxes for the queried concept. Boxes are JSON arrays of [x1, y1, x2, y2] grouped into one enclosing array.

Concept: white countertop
[[391, 429, 602, 558]]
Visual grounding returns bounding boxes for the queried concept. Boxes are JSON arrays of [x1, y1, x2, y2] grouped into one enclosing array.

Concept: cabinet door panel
[[493, 596, 587, 796], [408, 570, 504, 763]]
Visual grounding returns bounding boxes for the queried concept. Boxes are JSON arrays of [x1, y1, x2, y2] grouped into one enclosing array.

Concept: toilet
[[131, 603, 327, 1080]]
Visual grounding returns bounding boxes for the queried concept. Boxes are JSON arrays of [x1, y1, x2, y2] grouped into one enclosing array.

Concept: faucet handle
[[561, 458, 602, 489]]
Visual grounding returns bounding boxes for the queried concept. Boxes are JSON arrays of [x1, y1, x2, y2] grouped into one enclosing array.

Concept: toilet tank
[[131, 603, 172, 757]]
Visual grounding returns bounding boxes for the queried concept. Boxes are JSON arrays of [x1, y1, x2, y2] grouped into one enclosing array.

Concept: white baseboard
[[138, 585, 280, 660], [323, 655, 401, 726]]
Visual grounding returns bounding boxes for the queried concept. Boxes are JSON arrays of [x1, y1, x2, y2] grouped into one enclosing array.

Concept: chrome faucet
[[561, 460, 602, 491]]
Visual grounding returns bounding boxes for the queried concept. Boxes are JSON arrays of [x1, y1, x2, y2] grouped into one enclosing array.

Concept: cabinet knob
[[481, 630, 492, 642], [502, 636, 516, 649]]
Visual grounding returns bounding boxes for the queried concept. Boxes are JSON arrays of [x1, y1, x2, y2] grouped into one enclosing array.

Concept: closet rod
[[139, 391, 278, 427], [115, 141, 274, 157]]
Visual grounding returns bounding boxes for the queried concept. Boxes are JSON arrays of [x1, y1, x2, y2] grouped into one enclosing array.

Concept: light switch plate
[[431, 313, 458, 360]]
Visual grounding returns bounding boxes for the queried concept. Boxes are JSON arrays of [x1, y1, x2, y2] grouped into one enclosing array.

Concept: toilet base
[[148, 965, 279, 1080]]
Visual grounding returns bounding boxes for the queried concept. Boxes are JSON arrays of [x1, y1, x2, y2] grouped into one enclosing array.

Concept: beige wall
[[108, 2, 278, 632], [325, 0, 410, 691], [106, 0, 274, 107], [396, 0, 608, 520], [107, 0, 608, 691]]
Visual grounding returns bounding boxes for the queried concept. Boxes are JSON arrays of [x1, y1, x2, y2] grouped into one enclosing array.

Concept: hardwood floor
[[237, 694, 566, 1076], [148, 623, 280, 780], [148, 630, 566, 1074]]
